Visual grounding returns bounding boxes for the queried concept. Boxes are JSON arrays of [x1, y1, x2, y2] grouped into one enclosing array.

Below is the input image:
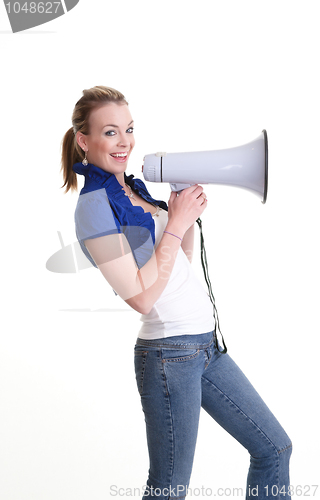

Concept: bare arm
[[181, 224, 194, 263], [84, 185, 207, 315]]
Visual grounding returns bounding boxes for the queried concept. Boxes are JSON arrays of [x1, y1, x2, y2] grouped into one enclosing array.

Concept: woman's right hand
[[166, 184, 208, 237]]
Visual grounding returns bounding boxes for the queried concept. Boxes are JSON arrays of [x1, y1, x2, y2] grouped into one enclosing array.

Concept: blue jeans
[[134, 331, 292, 500]]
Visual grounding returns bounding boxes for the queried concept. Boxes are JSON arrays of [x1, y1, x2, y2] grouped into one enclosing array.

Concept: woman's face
[[77, 102, 135, 176]]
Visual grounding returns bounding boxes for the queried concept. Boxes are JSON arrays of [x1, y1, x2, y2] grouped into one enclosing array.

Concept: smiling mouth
[[110, 152, 128, 159]]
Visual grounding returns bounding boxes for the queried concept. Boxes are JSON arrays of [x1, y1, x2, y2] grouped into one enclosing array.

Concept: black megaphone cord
[[196, 217, 227, 354]]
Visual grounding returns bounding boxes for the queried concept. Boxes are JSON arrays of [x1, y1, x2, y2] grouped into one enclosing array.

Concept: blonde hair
[[61, 86, 128, 193]]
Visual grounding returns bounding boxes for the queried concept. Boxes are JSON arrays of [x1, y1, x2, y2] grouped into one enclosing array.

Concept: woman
[[61, 86, 292, 500]]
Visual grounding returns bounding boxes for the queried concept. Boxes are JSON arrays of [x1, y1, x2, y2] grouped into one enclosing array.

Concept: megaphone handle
[[196, 218, 227, 354], [170, 182, 194, 192]]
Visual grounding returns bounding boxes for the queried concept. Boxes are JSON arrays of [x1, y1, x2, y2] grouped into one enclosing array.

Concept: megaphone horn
[[142, 130, 268, 203]]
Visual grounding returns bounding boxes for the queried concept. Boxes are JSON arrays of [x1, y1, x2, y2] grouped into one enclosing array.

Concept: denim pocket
[[134, 350, 148, 395], [161, 348, 200, 363]]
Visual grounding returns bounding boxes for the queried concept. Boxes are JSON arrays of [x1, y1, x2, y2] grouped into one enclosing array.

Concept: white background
[[0, 1, 319, 499]]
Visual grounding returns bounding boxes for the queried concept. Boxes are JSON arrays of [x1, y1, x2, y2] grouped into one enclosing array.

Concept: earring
[[82, 150, 88, 166]]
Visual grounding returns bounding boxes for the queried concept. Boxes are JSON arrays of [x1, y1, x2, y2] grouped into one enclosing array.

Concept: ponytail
[[61, 127, 83, 193]]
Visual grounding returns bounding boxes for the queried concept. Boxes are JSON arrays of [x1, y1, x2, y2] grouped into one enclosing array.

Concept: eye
[[105, 130, 116, 136], [126, 127, 134, 134]]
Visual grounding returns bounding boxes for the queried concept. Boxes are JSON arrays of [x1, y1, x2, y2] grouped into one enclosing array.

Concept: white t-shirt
[[138, 208, 215, 339]]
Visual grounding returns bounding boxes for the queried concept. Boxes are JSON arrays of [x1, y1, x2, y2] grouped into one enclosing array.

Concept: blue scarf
[[72, 162, 168, 269]]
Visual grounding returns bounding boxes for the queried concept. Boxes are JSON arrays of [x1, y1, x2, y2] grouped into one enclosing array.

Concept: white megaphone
[[142, 130, 268, 203]]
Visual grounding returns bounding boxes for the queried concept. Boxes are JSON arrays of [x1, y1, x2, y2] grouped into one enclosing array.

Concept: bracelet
[[163, 230, 182, 241]]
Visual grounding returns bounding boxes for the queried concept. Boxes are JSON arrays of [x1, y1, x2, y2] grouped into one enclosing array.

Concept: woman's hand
[[167, 184, 207, 238]]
